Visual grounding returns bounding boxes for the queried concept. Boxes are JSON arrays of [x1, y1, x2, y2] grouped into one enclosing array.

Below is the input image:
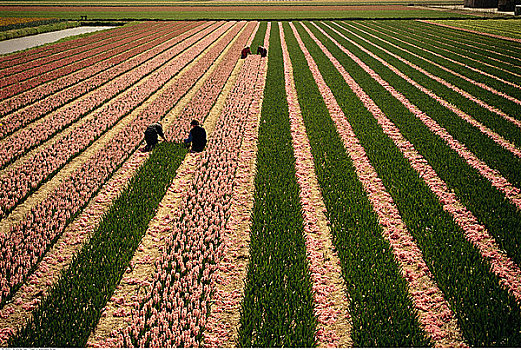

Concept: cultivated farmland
[[0, 18, 520, 347]]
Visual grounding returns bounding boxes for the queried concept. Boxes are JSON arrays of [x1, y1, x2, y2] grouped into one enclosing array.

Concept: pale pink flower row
[[108, 43, 264, 349], [300, 22, 465, 347], [0, 149, 150, 346], [0, 21, 240, 307], [0, 22, 197, 120], [418, 20, 521, 44], [281, 22, 349, 347], [0, 22, 152, 69], [0, 22, 169, 92], [204, 22, 270, 348], [309, 22, 521, 304], [324, 22, 521, 210], [0, 21, 229, 219], [344, 22, 521, 122]]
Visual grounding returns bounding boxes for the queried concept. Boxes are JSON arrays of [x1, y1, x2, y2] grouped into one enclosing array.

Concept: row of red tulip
[[0, 24, 186, 100], [0, 22, 193, 118], [0, 21, 238, 306]]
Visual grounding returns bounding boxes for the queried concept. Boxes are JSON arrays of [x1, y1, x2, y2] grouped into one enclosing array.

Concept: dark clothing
[[184, 125, 207, 152], [257, 46, 267, 57], [144, 123, 164, 151], [241, 47, 251, 59]]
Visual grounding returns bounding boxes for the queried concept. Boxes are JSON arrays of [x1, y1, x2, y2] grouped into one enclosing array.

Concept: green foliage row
[[249, 21, 267, 54], [436, 19, 521, 40], [237, 22, 317, 347], [307, 20, 521, 347], [10, 142, 187, 347], [285, 21, 431, 347], [329, 20, 521, 265]]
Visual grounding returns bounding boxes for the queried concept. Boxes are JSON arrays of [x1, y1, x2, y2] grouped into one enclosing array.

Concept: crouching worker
[[184, 120, 207, 153], [257, 45, 267, 57], [241, 46, 251, 59], [144, 121, 165, 152]]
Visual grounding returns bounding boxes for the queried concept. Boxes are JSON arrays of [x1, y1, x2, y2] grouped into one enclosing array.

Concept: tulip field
[[0, 17, 521, 347]]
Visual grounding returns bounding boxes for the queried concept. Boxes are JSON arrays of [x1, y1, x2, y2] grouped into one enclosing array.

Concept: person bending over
[[184, 120, 207, 153], [144, 121, 165, 152]]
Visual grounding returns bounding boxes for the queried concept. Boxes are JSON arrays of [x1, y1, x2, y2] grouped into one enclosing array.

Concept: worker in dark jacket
[[144, 122, 165, 152], [184, 120, 207, 153], [241, 46, 251, 59], [257, 45, 267, 57]]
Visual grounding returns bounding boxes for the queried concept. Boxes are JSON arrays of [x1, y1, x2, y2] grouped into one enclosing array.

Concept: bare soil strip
[[0, 22, 240, 345], [86, 25, 248, 347], [0, 21, 224, 235]]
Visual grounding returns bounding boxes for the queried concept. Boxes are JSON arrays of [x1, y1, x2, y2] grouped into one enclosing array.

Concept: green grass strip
[[306, 20, 521, 347], [249, 21, 267, 52], [285, 21, 430, 347], [236, 21, 317, 348], [9, 142, 187, 347], [327, 19, 521, 269]]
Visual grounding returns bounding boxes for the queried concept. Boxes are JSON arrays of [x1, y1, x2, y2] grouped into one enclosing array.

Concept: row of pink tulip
[[0, 22, 240, 306], [0, 24, 186, 100], [350, 22, 521, 111], [322, 22, 521, 210], [0, 22, 205, 138], [0, 22, 156, 69], [102, 49, 265, 349], [0, 22, 184, 113], [0, 21, 229, 218], [0, 22, 165, 85], [307, 21, 521, 305], [297, 22, 465, 347], [204, 22, 269, 348]]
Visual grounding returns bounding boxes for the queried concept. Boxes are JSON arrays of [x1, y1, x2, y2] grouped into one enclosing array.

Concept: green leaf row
[[237, 21, 317, 348], [9, 142, 187, 347], [306, 20, 521, 347], [285, 21, 431, 347]]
